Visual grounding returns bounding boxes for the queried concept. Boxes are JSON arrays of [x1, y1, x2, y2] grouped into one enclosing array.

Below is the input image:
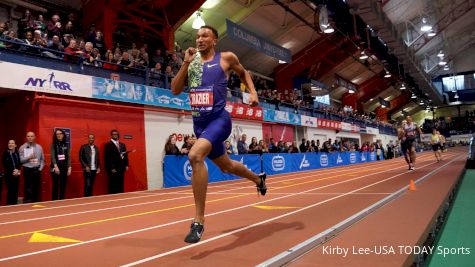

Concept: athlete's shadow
[[190, 221, 305, 260]]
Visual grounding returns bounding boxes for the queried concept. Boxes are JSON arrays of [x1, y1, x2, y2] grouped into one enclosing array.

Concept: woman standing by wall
[[50, 129, 72, 200], [2, 140, 21, 205]]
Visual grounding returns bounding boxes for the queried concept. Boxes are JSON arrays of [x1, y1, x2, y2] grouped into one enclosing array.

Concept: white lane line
[[0, 159, 410, 225], [120, 155, 461, 267], [0, 155, 421, 217], [0, 154, 454, 263]]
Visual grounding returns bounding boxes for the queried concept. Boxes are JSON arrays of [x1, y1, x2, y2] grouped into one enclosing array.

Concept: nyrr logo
[[183, 160, 208, 181], [350, 153, 357, 164], [370, 152, 376, 161], [320, 154, 328, 167], [299, 154, 310, 169], [24, 72, 72, 91], [272, 155, 285, 171]]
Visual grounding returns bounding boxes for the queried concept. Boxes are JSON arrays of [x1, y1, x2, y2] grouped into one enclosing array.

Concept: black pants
[[23, 167, 42, 203], [83, 170, 97, 197], [51, 165, 68, 200], [108, 170, 124, 194], [5, 173, 20, 205]]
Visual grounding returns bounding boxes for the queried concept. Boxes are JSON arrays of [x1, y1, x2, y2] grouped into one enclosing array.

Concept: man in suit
[[79, 134, 101, 197], [104, 130, 129, 194]]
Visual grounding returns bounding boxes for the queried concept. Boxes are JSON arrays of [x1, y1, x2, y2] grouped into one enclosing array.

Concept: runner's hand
[[184, 47, 197, 63], [248, 92, 259, 107]]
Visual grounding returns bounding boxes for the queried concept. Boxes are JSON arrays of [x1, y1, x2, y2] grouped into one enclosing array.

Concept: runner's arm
[[224, 52, 258, 106]]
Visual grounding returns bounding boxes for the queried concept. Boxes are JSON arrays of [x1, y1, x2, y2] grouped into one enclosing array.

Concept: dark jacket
[[50, 143, 71, 169], [2, 150, 21, 173], [104, 140, 129, 172], [79, 144, 100, 170]]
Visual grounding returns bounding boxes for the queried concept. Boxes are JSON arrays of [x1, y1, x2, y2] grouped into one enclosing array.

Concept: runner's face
[[196, 28, 216, 53]]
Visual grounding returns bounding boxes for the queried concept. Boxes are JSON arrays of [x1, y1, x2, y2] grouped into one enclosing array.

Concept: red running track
[[0, 149, 465, 266]]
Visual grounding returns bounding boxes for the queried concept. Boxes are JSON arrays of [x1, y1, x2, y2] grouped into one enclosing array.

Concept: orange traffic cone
[[409, 180, 417, 191]]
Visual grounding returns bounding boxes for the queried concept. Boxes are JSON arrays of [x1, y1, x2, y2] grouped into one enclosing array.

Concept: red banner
[[317, 119, 342, 130], [225, 102, 263, 121]]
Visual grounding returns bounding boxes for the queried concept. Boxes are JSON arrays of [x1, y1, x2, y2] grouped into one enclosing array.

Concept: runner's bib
[[189, 86, 214, 116]]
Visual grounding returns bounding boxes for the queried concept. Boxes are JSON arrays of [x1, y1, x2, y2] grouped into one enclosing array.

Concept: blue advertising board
[[92, 77, 190, 110], [163, 154, 261, 188]]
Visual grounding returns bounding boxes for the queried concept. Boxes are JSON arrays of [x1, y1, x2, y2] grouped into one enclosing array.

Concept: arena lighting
[[421, 17, 432, 32], [427, 31, 436, 37], [381, 104, 386, 108], [278, 60, 287, 64], [348, 89, 355, 94], [454, 93, 459, 99], [437, 50, 444, 57], [359, 51, 368, 60], [443, 65, 450, 70], [323, 25, 334, 33], [400, 83, 406, 90], [411, 94, 417, 99], [192, 11, 205, 29], [438, 59, 447, 66], [384, 70, 391, 78]]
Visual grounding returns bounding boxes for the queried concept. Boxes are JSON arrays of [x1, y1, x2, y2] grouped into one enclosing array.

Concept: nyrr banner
[[317, 119, 342, 130], [226, 19, 292, 63], [0, 61, 92, 97], [262, 153, 294, 175], [163, 154, 261, 188], [92, 77, 190, 110]]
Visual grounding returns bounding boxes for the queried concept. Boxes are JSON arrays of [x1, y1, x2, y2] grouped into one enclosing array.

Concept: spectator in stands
[[2, 140, 21, 205], [169, 53, 182, 74], [19, 10, 35, 38], [50, 129, 72, 200], [62, 33, 72, 47], [102, 50, 118, 70], [361, 142, 369, 152], [237, 134, 249, 154], [117, 51, 133, 72], [104, 130, 129, 194], [282, 142, 290, 152], [93, 30, 106, 56], [23, 31, 33, 45], [152, 49, 165, 66], [164, 134, 180, 155], [82, 41, 95, 65], [268, 138, 277, 153], [63, 21, 75, 37], [259, 140, 269, 153], [299, 138, 307, 153], [79, 134, 101, 197], [375, 140, 383, 160], [32, 30, 47, 48], [47, 15, 62, 37], [249, 137, 263, 154], [33, 14, 47, 36], [47, 35, 64, 51], [19, 131, 45, 203], [289, 141, 299, 153], [315, 140, 321, 152], [150, 62, 164, 87], [181, 135, 193, 155], [164, 65, 175, 88], [0, 21, 9, 36], [225, 140, 234, 155], [306, 140, 314, 152], [63, 39, 82, 62]]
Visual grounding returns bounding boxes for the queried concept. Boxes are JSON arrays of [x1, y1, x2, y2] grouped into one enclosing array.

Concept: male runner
[[403, 116, 422, 170], [171, 25, 267, 244], [397, 120, 410, 167], [430, 129, 442, 162]]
